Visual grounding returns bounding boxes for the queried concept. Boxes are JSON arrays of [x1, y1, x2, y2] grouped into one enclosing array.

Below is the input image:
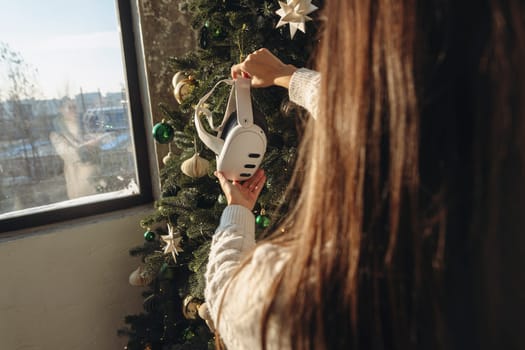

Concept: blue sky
[[0, 0, 125, 99]]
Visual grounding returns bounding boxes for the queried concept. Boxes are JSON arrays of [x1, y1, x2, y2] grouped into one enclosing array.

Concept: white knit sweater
[[204, 69, 320, 350]]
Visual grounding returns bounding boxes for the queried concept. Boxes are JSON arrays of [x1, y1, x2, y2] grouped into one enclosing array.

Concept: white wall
[[0, 206, 150, 350]]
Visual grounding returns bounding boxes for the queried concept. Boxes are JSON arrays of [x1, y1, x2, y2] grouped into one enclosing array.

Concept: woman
[[206, 1, 525, 349]]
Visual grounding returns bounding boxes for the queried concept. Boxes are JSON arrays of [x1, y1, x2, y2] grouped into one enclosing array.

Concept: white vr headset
[[194, 77, 267, 181]]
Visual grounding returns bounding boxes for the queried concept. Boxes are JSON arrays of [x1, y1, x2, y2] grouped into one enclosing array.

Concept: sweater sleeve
[[288, 68, 321, 118], [205, 205, 289, 350], [205, 205, 256, 320]]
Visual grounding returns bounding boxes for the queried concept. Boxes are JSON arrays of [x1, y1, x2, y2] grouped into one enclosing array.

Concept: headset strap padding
[[194, 77, 255, 155], [234, 77, 254, 127]]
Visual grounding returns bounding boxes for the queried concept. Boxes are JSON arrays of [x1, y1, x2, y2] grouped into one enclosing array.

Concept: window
[[0, 0, 152, 234]]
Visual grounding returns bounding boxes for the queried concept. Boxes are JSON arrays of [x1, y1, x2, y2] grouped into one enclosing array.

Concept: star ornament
[[275, 0, 318, 39], [161, 224, 184, 263]]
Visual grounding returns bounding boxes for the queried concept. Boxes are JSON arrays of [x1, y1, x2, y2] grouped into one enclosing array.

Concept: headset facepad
[[194, 77, 267, 181]]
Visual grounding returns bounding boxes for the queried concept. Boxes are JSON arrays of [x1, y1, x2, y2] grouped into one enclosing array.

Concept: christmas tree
[[118, 1, 322, 349]]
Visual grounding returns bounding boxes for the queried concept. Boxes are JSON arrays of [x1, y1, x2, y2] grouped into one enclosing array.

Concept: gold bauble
[[198, 302, 210, 320], [182, 295, 202, 320], [181, 153, 209, 178], [174, 76, 195, 104], [198, 302, 215, 331], [171, 71, 186, 89]]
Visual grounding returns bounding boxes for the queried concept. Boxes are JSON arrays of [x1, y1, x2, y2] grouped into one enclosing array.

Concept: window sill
[[0, 203, 153, 242]]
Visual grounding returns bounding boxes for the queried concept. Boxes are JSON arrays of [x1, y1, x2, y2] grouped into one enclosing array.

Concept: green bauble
[[217, 194, 227, 205], [160, 263, 175, 280], [144, 230, 156, 241], [152, 121, 174, 144], [159, 262, 168, 274], [256, 214, 271, 228]]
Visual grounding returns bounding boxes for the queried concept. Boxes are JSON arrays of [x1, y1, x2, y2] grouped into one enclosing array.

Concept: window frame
[[0, 0, 153, 236]]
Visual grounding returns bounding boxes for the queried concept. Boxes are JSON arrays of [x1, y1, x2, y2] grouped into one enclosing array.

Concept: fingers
[[251, 172, 266, 197], [215, 170, 265, 210], [214, 171, 230, 192], [244, 169, 266, 192], [231, 63, 251, 79], [231, 48, 270, 80], [215, 169, 265, 194], [231, 64, 242, 79]]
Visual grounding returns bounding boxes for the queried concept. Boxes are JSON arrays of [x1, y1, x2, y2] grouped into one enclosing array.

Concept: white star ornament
[[275, 0, 318, 39], [161, 224, 184, 263]]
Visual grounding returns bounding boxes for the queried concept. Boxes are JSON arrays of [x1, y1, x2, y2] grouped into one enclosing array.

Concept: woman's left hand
[[231, 48, 297, 89], [215, 169, 266, 210]]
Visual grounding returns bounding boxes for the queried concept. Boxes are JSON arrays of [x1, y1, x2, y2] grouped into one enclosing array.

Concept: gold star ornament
[[275, 0, 318, 39]]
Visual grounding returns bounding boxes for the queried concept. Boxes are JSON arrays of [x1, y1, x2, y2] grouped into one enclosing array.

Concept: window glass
[[0, 0, 148, 226]]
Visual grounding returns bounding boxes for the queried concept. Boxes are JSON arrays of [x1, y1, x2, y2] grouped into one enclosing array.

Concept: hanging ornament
[[162, 151, 175, 165], [171, 71, 186, 89], [161, 223, 183, 263], [159, 261, 169, 276], [217, 193, 227, 205], [183, 295, 202, 320], [144, 230, 156, 241], [199, 26, 210, 49], [256, 209, 271, 228], [265, 176, 273, 189], [152, 120, 175, 144], [158, 205, 169, 216], [181, 153, 210, 178], [129, 265, 152, 286], [128, 267, 144, 286], [275, 0, 318, 39], [198, 302, 216, 332], [204, 20, 226, 39], [163, 144, 176, 166], [159, 262, 176, 280], [129, 253, 164, 286], [174, 75, 196, 104]]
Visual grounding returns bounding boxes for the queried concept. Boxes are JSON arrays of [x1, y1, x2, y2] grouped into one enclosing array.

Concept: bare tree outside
[[0, 42, 50, 211], [0, 41, 138, 216]]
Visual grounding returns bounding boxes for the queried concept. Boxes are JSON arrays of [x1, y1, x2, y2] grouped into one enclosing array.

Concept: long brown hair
[[222, 0, 525, 349]]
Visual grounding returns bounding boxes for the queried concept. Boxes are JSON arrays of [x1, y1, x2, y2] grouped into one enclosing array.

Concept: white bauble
[[181, 153, 209, 178]]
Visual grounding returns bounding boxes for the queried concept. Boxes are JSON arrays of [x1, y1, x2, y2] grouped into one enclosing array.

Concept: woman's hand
[[215, 169, 266, 210], [231, 48, 297, 89]]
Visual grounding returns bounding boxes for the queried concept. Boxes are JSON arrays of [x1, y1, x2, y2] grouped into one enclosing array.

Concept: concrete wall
[[0, 0, 196, 349], [0, 207, 149, 349]]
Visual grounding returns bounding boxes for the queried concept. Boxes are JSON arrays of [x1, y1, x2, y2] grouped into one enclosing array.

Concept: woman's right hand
[[215, 169, 266, 211], [231, 48, 297, 89]]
